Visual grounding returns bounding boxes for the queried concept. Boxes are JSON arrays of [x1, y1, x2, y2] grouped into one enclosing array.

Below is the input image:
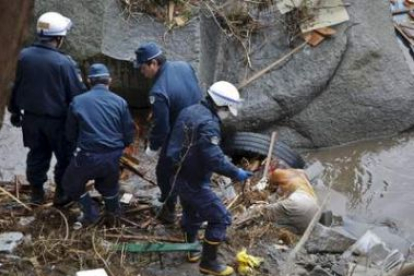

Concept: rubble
[[305, 224, 356, 254], [0, 232, 24, 253]]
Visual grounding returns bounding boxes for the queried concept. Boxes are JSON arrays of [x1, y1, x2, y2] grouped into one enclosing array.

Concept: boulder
[[309, 266, 333, 276], [305, 224, 356, 254], [31, 0, 414, 147]]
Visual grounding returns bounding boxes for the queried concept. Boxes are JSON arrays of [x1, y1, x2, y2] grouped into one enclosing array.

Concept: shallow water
[[306, 132, 414, 236]]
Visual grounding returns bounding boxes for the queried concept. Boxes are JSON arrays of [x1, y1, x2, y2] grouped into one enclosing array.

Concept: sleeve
[[62, 57, 86, 105], [149, 93, 170, 150], [198, 121, 240, 179], [8, 58, 22, 114], [121, 101, 136, 146], [65, 102, 79, 144]]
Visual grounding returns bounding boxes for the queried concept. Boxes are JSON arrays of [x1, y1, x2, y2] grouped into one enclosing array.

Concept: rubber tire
[[223, 132, 306, 169]]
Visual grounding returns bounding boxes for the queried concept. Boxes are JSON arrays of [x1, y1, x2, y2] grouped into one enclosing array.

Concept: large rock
[[305, 224, 356, 254], [31, 0, 414, 147]]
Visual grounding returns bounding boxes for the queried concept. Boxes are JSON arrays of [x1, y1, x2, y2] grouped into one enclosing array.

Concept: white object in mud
[[0, 232, 24, 253], [120, 193, 133, 204], [76, 268, 108, 276]]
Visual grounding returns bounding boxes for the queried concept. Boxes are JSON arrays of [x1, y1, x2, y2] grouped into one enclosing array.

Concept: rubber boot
[[53, 185, 72, 207], [199, 240, 234, 276], [30, 186, 45, 205], [103, 194, 121, 227], [78, 193, 100, 226], [103, 194, 121, 215], [184, 232, 201, 263], [157, 201, 176, 225]]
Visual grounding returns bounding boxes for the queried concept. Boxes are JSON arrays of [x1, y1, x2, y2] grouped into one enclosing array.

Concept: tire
[[223, 132, 306, 169]]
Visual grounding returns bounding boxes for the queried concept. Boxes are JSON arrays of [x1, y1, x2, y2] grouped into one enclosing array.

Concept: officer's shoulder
[[108, 90, 128, 104]]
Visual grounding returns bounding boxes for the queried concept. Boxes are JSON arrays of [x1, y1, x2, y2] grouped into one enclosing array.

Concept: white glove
[[145, 146, 159, 157]]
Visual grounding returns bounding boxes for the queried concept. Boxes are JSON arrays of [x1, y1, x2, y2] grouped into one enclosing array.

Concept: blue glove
[[235, 169, 253, 181]]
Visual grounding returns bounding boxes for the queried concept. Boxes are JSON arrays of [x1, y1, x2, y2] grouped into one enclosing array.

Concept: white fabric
[[262, 190, 320, 234]]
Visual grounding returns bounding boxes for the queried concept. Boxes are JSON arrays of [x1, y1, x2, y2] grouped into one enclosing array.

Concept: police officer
[[62, 63, 135, 226], [134, 42, 202, 224], [8, 12, 85, 205], [167, 81, 253, 276]]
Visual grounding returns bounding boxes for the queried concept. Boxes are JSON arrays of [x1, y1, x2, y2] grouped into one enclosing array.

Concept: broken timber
[[120, 154, 156, 186]]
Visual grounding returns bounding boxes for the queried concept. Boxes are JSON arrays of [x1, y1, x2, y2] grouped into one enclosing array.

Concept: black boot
[[103, 194, 121, 227], [53, 185, 72, 207], [30, 186, 45, 205], [199, 239, 234, 276], [103, 194, 121, 215], [184, 232, 201, 263], [77, 193, 100, 226], [157, 201, 176, 225]]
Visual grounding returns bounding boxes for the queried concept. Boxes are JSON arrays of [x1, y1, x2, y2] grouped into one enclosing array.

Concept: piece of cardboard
[[303, 31, 325, 47], [315, 27, 337, 37], [300, 0, 349, 33]]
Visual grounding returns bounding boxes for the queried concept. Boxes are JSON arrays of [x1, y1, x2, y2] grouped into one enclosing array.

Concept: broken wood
[[303, 31, 325, 47], [120, 154, 156, 186], [125, 204, 152, 214], [0, 185, 32, 211], [168, 1, 175, 23], [263, 131, 278, 179], [105, 233, 184, 243], [314, 27, 336, 37], [238, 42, 307, 90]]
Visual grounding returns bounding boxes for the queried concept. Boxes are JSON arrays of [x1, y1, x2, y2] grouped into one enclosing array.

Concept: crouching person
[[167, 81, 253, 276], [62, 63, 135, 226], [240, 169, 319, 235]]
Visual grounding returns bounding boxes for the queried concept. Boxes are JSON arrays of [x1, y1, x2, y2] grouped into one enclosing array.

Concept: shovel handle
[[263, 132, 278, 179]]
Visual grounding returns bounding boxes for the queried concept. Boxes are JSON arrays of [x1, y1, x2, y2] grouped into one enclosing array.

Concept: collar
[[32, 42, 61, 53], [91, 84, 109, 91], [153, 61, 167, 82], [201, 100, 220, 122]]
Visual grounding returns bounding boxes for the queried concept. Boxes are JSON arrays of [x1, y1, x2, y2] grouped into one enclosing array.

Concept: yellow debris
[[236, 248, 264, 275]]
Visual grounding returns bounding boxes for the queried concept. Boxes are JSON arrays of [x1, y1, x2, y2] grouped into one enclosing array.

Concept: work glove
[[145, 146, 159, 157], [235, 169, 253, 182], [10, 113, 22, 127]]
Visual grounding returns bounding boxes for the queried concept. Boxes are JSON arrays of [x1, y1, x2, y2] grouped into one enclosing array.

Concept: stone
[[0, 232, 24, 253], [309, 266, 333, 276], [305, 224, 356, 254], [331, 263, 348, 276], [31, 0, 414, 148]]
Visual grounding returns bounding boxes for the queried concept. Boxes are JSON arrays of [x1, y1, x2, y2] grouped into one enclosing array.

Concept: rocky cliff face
[[33, 0, 414, 148]]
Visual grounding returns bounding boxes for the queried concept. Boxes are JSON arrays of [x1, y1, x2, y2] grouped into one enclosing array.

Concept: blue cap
[[134, 42, 162, 68], [88, 63, 110, 79]]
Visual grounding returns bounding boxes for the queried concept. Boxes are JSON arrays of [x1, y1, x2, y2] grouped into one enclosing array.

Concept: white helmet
[[36, 12, 72, 37], [208, 81, 243, 116]]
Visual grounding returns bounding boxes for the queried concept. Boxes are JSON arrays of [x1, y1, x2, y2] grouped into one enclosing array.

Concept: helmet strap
[[56, 36, 64, 49]]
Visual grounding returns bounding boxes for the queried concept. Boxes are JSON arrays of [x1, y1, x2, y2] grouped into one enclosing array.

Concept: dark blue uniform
[[62, 84, 135, 199], [8, 42, 84, 192], [149, 61, 202, 208], [167, 101, 240, 242]]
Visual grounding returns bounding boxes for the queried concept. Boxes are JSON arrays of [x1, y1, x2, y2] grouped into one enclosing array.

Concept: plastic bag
[[341, 230, 390, 264]]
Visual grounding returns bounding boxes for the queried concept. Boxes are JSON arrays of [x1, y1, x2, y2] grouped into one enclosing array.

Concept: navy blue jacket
[[167, 101, 239, 184], [66, 84, 135, 152], [9, 42, 85, 118], [149, 61, 202, 150]]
